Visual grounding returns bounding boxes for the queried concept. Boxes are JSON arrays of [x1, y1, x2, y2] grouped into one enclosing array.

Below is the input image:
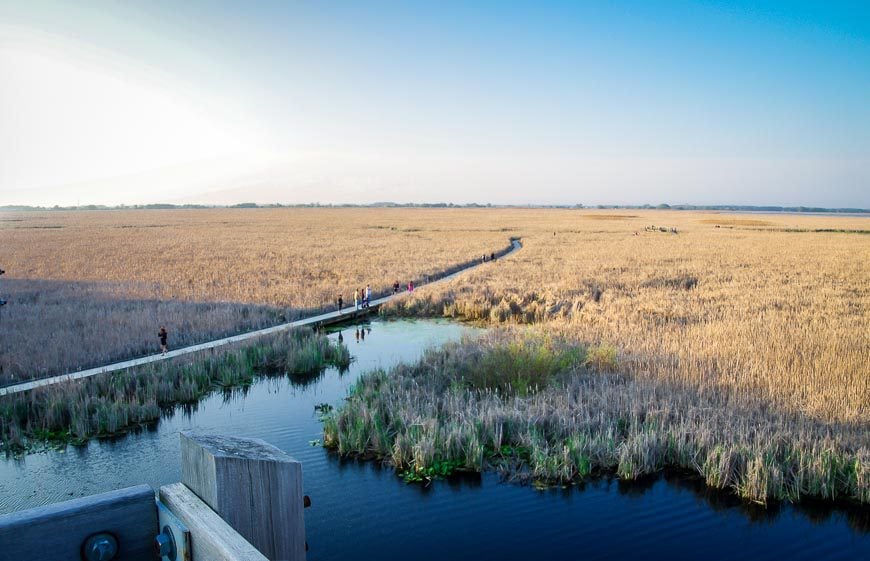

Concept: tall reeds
[[0, 327, 349, 453], [323, 332, 868, 505]]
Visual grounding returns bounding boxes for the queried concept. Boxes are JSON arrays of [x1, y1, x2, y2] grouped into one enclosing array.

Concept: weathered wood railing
[[0, 432, 306, 561]]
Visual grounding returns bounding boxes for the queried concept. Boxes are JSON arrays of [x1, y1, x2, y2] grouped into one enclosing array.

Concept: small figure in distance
[[337, 295, 343, 314], [158, 326, 168, 355], [354, 288, 360, 310], [490, 252, 495, 261], [393, 280, 400, 294], [364, 284, 371, 308], [408, 280, 414, 292]]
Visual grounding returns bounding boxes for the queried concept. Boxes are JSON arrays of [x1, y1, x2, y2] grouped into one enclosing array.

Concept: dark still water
[[0, 319, 866, 560]]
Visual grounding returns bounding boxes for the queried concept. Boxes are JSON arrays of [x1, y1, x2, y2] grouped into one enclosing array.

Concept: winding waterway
[[0, 319, 866, 560]]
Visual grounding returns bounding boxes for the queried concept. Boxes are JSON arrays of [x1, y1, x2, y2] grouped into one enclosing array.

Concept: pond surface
[[0, 319, 866, 560]]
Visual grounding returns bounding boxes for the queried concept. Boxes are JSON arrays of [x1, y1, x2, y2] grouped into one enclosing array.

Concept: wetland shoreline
[[322, 331, 869, 506]]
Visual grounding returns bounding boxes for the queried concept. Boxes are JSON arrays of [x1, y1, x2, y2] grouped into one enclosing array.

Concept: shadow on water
[[616, 472, 658, 497], [324, 450, 484, 494], [655, 469, 868, 530]]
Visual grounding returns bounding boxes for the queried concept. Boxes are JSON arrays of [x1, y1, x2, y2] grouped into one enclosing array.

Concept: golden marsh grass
[[0, 208, 509, 380], [2, 207, 867, 502], [391, 210, 869, 425]]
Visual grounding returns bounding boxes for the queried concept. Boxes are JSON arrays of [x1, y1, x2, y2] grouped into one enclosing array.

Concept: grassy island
[[1, 327, 349, 453], [323, 331, 867, 505]]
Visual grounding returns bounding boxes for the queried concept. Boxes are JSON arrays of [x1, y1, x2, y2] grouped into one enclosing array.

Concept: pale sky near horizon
[[1, 1, 868, 207]]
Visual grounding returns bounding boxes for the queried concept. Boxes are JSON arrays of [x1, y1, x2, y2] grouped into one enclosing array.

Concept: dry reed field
[[324, 209, 868, 503], [390, 210, 869, 425], [0, 208, 509, 382]]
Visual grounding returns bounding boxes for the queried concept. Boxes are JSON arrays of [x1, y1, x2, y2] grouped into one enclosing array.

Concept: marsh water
[[0, 319, 866, 560]]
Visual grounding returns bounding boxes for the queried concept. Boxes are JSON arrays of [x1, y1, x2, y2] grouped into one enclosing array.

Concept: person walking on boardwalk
[[365, 284, 372, 308], [393, 280, 400, 294], [158, 326, 168, 355], [408, 280, 414, 292], [354, 288, 359, 310], [337, 295, 343, 314]]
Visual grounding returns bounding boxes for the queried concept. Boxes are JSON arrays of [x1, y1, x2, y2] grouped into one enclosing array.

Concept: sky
[[1, 0, 868, 207]]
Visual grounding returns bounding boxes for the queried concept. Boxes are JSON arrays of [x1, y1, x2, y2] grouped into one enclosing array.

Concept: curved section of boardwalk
[[1, 239, 521, 397]]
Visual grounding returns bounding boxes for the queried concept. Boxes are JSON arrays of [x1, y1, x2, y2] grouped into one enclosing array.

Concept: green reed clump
[[0, 327, 349, 453], [322, 330, 868, 505], [452, 333, 583, 395]]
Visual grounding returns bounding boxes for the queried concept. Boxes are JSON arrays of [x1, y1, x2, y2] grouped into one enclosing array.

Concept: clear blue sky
[[1, 0, 868, 207]]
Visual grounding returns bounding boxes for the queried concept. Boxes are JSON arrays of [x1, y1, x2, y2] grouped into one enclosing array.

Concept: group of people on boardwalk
[[336, 280, 414, 314], [335, 284, 372, 314], [355, 285, 372, 309], [156, 245, 503, 356]]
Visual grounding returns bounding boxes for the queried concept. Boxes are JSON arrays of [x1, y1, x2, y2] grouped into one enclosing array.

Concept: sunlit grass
[[323, 332, 868, 504]]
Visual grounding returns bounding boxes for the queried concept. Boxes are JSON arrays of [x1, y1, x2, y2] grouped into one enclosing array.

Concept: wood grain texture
[[0, 484, 156, 561], [159, 483, 268, 561], [180, 432, 305, 561]]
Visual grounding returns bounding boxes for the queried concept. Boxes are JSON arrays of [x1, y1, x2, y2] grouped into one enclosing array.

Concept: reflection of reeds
[[0, 328, 349, 453], [323, 332, 868, 505]]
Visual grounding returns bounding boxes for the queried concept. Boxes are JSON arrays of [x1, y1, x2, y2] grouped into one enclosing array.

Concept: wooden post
[[179, 432, 305, 561], [0, 484, 157, 561], [159, 483, 268, 561]]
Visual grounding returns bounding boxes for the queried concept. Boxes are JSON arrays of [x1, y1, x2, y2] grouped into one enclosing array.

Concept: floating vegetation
[[322, 331, 868, 506], [0, 327, 350, 454]]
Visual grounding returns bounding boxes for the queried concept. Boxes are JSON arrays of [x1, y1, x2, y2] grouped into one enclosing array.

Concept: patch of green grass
[[585, 343, 618, 372], [401, 458, 465, 483]]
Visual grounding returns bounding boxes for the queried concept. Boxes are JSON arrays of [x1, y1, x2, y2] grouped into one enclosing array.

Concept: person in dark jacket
[[158, 326, 168, 355]]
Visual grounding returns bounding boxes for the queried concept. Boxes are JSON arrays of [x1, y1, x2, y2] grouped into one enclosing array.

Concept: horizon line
[[1, 202, 868, 214]]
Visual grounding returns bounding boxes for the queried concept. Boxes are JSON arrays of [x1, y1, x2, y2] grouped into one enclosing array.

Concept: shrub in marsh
[[585, 343, 618, 372], [454, 333, 584, 395]]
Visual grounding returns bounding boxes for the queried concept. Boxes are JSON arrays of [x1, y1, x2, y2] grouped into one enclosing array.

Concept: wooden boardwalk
[[0, 239, 521, 397]]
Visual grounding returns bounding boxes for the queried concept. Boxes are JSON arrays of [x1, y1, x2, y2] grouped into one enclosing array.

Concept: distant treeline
[[1, 202, 867, 213]]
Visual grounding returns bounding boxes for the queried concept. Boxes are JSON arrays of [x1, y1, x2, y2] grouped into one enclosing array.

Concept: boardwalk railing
[[0, 433, 306, 561]]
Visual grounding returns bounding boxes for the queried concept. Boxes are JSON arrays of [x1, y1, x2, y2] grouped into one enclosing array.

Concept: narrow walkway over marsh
[[0, 239, 521, 396]]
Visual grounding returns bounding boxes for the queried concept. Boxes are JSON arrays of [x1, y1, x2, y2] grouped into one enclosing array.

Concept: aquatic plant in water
[[322, 330, 868, 506], [0, 327, 349, 453]]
